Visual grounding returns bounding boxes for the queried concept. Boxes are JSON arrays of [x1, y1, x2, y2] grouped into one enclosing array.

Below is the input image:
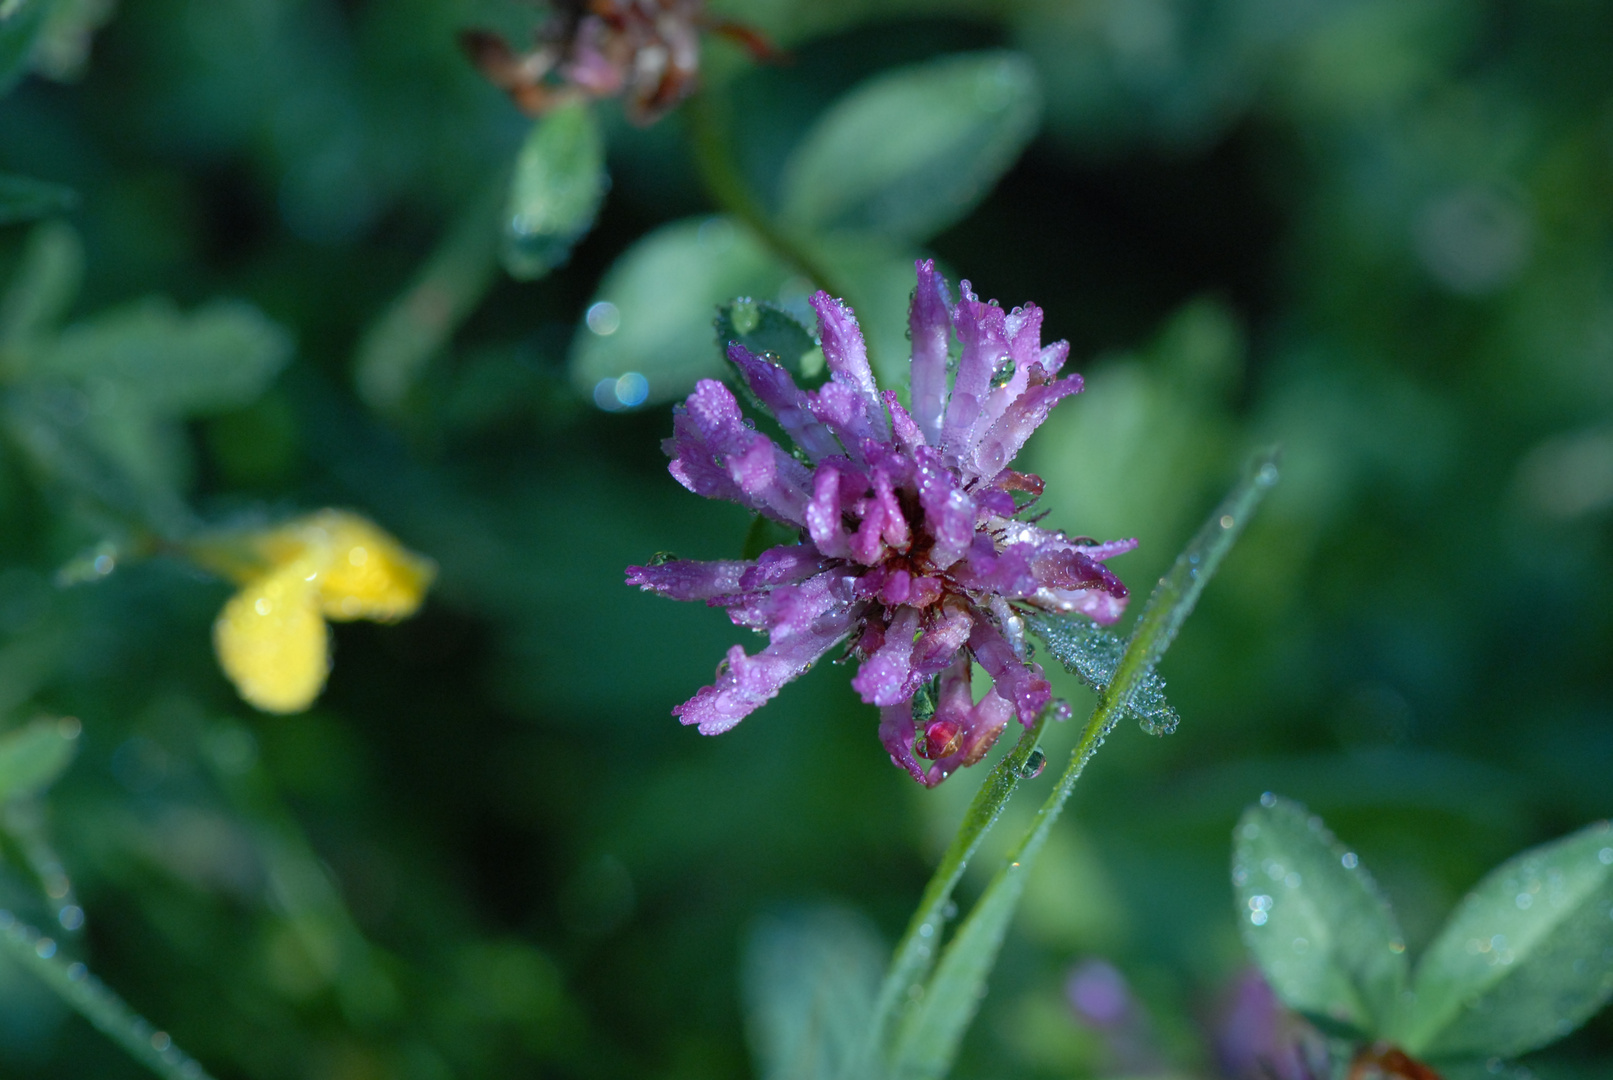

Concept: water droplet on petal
[[916, 719, 963, 759]]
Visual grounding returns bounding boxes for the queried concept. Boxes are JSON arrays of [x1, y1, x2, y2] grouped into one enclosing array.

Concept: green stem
[[0, 911, 216, 1080], [684, 92, 848, 299], [885, 448, 1281, 1078], [860, 713, 1047, 1068]]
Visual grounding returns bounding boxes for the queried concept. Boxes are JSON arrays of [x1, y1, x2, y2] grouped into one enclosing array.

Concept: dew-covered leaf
[[1029, 616, 1179, 735], [1397, 820, 1613, 1060], [502, 101, 607, 280], [0, 173, 77, 225], [28, 297, 294, 415], [569, 215, 792, 408], [742, 904, 886, 1080], [1233, 796, 1408, 1037], [778, 51, 1042, 242], [0, 218, 83, 343], [0, 717, 79, 802], [716, 299, 821, 383]]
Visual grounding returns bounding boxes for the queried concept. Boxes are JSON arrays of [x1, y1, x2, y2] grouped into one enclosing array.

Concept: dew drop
[[1013, 748, 1047, 780], [1257, 463, 1279, 486], [916, 719, 963, 759], [34, 937, 55, 959], [1050, 699, 1073, 722], [941, 900, 958, 919], [1219, 514, 1235, 529], [647, 551, 679, 566], [1341, 852, 1359, 869], [1260, 791, 1277, 808]]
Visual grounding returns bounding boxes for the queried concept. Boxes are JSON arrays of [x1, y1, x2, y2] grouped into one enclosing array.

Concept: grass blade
[[887, 448, 1279, 1079]]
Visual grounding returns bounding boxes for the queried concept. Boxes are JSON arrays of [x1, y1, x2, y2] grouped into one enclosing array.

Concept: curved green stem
[[684, 92, 849, 299]]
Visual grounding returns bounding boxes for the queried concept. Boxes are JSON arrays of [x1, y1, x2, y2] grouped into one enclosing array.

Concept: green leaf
[[1397, 820, 1613, 1060], [0, 218, 83, 343], [0, 0, 48, 96], [568, 215, 793, 408], [1029, 617, 1179, 735], [886, 449, 1279, 1080], [716, 299, 821, 383], [742, 905, 886, 1080], [33, 0, 119, 81], [502, 101, 607, 281], [2, 383, 187, 530], [1232, 795, 1408, 1037], [29, 297, 293, 415], [0, 717, 78, 801], [778, 51, 1042, 242], [0, 173, 77, 225]]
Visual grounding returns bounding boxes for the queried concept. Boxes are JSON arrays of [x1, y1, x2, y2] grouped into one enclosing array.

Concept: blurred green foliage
[[0, 0, 1608, 1078]]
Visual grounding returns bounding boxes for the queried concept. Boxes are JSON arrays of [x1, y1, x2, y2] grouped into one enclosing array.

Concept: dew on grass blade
[[1012, 748, 1046, 780]]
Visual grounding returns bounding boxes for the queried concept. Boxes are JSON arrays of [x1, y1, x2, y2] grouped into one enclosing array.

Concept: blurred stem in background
[[685, 90, 849, 300]]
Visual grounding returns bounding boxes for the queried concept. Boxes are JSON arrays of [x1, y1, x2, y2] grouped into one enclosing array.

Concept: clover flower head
[[206, 511, 435, 714], [464, 0, 743, 126], [628, 262, 1137, 786]]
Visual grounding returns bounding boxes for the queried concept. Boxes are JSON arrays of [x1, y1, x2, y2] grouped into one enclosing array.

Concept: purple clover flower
[[627, 261, 1136, 786]]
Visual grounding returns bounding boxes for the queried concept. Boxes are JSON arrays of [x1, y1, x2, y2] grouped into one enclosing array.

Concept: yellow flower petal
[[213, 560, 330, 714], [300, 510, 436, 623]]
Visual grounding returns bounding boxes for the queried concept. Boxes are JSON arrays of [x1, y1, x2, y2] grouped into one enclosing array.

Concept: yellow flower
[[205, 511, 435, 714]]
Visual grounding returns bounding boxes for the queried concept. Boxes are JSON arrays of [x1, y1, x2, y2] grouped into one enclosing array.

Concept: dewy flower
[[202, 511, 435, 715], [462, 0, 773, 126], [627, 262, 1137, 786]]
